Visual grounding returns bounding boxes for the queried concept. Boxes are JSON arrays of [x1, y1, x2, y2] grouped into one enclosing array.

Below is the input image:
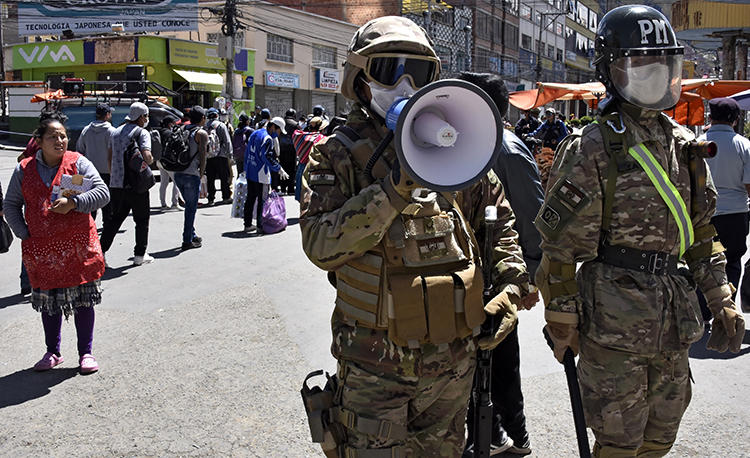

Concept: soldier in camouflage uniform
[[299, 16, 530, 457], [535, 6, 746, 458]]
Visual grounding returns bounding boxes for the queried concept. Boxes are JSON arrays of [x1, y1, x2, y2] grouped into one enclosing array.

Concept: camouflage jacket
[[299, 104, 528, 298], [536, 106, 728, 353]]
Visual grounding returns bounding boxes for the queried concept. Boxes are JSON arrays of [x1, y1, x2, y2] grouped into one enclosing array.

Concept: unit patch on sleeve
[[555, 179, 589, 212], [539, 206, 561, 230]]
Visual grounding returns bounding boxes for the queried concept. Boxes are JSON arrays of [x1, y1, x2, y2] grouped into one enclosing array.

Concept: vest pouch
[[453, 262, 486, 336], [424, 275, 458, 345], [334, 252, 385, 329], [387, 273, 427, 348], [401, 213, 467, 267]]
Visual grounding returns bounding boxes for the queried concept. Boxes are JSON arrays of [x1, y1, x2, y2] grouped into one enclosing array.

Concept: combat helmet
[[594, 5, 684, 110], [342, 16, 440, 100]]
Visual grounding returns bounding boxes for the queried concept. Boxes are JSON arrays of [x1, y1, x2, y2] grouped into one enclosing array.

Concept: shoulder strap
[[595, 113, 634, 238]]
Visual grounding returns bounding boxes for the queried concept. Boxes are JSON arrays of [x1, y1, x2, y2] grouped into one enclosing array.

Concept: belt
[[598, 244, 679, 275]]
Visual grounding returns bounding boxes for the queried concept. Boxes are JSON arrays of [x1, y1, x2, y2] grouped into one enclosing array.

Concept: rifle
[[543, 328, 591, 458], [471, 205, 498, 457]]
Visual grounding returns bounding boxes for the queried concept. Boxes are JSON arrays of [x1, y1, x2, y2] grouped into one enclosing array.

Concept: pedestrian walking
[[3, 117, 109, 374], [698, 98, 750, 315], [204, 107, 233, 205], [536, 6, 745, 457], [76, 102, 116, 225], [155, 117, 183, 210], [299, 16, 529, 457], [279, 109, 299, 195], [99, 102, 155, 266], [292, 116, 327, 202], [243, 116, 288, 234], [173, 106, 208, 251]]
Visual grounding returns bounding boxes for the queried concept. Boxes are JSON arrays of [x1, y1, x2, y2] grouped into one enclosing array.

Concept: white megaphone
[[380, 79, 504, 191]]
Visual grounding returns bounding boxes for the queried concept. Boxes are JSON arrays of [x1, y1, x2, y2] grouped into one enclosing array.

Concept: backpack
[[160, 125, 198, 172], [206, 120, 222, 159], [149, 129, 162, 162], [123, 127, 156, 193]]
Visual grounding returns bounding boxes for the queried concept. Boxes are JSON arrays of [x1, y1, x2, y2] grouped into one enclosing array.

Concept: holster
[[301, 370, 344, 458]]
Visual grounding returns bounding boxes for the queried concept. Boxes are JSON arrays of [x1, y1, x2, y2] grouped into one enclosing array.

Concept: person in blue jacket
[[530, 107, 569, 149], [243, 116, 288, 234]]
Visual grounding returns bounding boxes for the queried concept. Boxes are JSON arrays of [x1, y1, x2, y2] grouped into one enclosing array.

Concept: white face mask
[[368, 78, 417, 118], [611, 55, 682, 110]]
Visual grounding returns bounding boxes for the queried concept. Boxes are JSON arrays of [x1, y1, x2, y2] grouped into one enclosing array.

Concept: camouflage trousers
[[331, 315, 477, 456], [578, 337, 692, 458]]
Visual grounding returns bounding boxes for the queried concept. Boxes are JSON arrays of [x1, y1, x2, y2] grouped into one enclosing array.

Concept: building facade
[[518, 0, 567, 90], [402, 1, 473, 78]]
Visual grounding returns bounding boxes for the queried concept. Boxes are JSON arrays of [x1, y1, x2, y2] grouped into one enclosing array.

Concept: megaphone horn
[[385, 79, 504, 192]]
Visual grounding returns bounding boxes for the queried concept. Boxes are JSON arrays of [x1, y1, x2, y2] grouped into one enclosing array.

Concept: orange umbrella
[[30, 89, 66, 103], [693, 80, 750, 99]]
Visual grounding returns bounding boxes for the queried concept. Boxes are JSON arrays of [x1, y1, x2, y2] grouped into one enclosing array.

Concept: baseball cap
[[708, 97, 740, 123], [207, 107, 219, 118], [96, 102, 113, 116], [125, 102, 148, 121], [238, 113, 249, 123], [269, 116, 287, 135]]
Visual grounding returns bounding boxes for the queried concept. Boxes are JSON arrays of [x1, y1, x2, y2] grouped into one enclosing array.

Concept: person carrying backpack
[[155, 117, 183, 210], [173, 106, 208, 251], [204, 108, 233, 205], [232, 114, 254, 175], [100, 102, 155, 267]]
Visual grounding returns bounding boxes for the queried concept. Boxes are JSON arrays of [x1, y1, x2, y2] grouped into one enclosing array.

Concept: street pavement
[[0, 146, 749, 457]]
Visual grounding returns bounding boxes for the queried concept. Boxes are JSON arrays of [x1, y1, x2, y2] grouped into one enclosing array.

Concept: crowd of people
[[0, 99, 340, 375]]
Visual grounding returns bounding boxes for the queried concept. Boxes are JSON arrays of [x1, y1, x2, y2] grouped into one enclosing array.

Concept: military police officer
[[299, 16, 529, 457], [535, 6, 746, 457]]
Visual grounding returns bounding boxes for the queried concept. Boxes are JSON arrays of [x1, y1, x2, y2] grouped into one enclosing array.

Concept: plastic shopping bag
[[231, 173, 248, 218], [262, 191, 287, 234]]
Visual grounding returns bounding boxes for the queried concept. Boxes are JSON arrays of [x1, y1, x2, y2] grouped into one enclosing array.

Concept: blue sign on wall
[[245, 76, 254, 88]]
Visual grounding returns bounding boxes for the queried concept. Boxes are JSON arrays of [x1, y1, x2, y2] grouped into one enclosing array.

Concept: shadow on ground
[[0, 292, 29, 310], [0, 368, 78, 408], [689, 327, 750, 359]]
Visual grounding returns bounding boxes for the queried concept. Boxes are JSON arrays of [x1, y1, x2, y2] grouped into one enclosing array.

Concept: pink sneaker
[[79, 354, 99, 374], [33, 352, 64, 371]]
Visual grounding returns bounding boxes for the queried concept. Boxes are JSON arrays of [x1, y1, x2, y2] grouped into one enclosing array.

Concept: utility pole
[[221, 0, 241, 117], [535, 9, 567, 83], [0, 2, 6, 121]]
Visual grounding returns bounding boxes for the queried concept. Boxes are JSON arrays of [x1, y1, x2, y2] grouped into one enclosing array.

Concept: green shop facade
[[9, 35, 255, 121]]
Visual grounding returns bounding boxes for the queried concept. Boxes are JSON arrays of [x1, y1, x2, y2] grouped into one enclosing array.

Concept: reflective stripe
[[338, 280, 379, 305], [336, 297, 377, 324], [627, 143, 694, 257], [338, 264, 380, 287]]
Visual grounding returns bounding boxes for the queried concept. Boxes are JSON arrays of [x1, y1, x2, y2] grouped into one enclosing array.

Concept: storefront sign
[[265, 71, 300, 89], [169, 39, 223, 70], [13, 41, 84, 69], [315, 69, 340, 90], [17, 0, 198, 36]]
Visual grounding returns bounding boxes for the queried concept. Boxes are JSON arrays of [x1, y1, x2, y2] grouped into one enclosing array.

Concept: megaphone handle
[[365, 130, 394, 181]]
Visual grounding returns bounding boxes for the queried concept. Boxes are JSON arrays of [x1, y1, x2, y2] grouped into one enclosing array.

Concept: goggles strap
[[347, 53, 369, 70]]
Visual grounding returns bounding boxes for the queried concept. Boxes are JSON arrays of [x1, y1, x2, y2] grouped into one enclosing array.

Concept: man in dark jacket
[[459, 72, 543, 456], [77, 103, 116, 225], [279, 109, 299, 195], [530, 107, 569, 149]]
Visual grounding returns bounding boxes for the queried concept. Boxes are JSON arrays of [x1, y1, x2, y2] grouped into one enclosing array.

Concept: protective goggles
[[348, 52, 440, 89]]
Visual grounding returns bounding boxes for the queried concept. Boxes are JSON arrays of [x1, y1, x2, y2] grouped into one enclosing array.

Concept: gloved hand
[[478, 285, 520, 351], [279, 167, 290, 181], [388, 158, 420, 200], [518, 287, 539, 310], [707, 298, 745, 353], [544, 321, 579, 363]]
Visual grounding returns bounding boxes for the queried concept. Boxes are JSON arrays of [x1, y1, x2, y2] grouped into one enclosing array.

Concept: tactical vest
[[330, 126, 486, 348]]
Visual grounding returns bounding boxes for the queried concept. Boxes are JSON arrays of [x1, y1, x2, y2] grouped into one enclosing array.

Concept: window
[[521, 34, 532, 50], [557, 49, 563, 62], [535, 11, 542, 24], [433, 9, 454, 26], [556, 21, 564, 36], [476, 12, 491, 40], [520, 4, 531, 19], [312, 44, 336, 68], [504, 23, 519, 50], [547, 45, 555, 58], [435, 45, 452, 73], [588, 11, 598, 32], [267, 34, 293, 63], [456, 52, 469, 72]]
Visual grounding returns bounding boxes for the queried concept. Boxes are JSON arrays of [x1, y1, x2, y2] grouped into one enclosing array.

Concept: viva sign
[[13, 42, 83, 70]]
